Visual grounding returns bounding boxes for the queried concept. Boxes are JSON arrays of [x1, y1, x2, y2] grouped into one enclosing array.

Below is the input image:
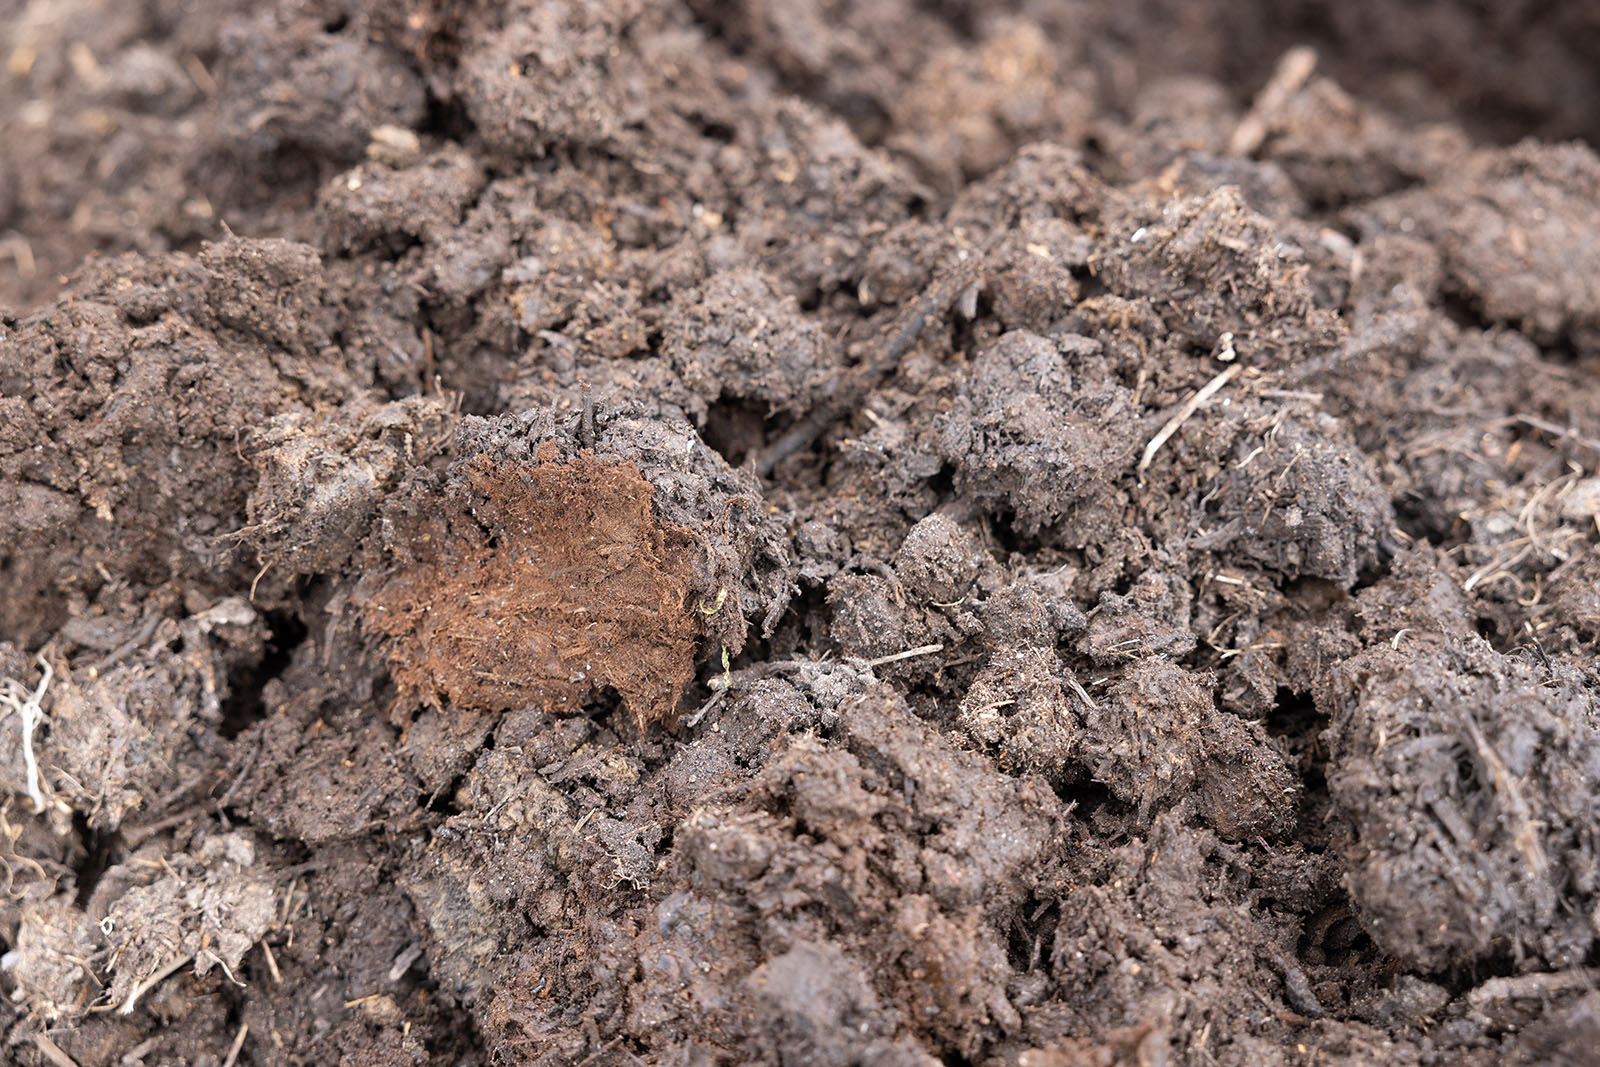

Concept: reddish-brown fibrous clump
[[362, 445, 701, 727]]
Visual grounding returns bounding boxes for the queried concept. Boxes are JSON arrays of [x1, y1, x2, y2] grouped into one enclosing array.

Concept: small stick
[[260, 940, 282, 984], [757, 268, 972, 477], [216, 733, 265, 811], [221, 1023, 249, 1067], [864, 644, 944, 668], [32, 1034, 80, 1067], [120, 955, 193, 1015], [118, 1037, 161, 1062], [681, 686, 727, 729], [1458, 709, 1549, 878], [1229, 47, 1318, 156], [122, 805, 208, 849], [575, 1037, 625, 1067], [1138, 364, 1242, 479], [205, 949, 247, 989], [90, 613, 163, 673], [1514, 414, 1600, 458], [388, 944, 424, 983]]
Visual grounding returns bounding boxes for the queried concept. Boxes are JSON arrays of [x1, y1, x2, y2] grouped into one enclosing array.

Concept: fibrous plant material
[[362, 446, 702, 727], [5, 1, 1600, 1065]]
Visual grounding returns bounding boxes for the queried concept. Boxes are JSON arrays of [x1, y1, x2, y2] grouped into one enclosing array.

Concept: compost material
[[3, 2, 1600, 1065]]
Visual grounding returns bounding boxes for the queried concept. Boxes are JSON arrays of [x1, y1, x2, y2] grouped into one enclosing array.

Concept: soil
[[3, 2, 1600, 1065]]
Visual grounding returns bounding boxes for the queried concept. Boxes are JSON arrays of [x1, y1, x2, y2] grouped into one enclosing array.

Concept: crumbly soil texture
[[5, 2, 1600, 1065]]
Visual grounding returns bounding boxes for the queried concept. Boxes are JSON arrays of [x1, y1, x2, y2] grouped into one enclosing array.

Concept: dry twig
[[1230, 47, 1318, 156], [221, 1023, 249, 1067], [864, 644, 944, 669], [32, 1034, 80, 1067]]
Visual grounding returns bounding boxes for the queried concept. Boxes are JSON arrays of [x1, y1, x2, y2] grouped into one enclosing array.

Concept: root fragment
[[119, 954, 193, 1016], [1138, 364, 1242, 480], [863, 644, 944, 668], [0, 653, 54, 814]]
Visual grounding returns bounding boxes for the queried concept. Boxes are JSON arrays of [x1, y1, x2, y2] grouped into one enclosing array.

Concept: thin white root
[[1139, 364, 1242, 480], [0, 653, 54, 814], [205, 948, 247, 989]]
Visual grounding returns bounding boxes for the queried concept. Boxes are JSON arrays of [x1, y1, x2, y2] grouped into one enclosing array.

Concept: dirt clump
[[1322, 631, 1600, 973]]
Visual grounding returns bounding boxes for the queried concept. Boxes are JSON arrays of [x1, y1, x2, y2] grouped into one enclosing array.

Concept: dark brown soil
[[3, 2, 1600, 1065]]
